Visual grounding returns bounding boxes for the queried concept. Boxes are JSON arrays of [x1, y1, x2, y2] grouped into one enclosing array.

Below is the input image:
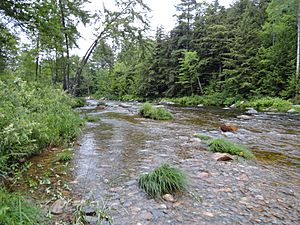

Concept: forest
[[1, 0, 299, 104], [0, 0, 300, 224]]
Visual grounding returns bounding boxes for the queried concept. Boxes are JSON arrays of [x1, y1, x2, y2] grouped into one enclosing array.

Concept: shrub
[[138, 164, 187, 198], [0, 188, 43, 225], [208, 138, 254, 159], [139, 103, 173, 120], [0, 78, 82, 174], [56, 149, 73, 162]]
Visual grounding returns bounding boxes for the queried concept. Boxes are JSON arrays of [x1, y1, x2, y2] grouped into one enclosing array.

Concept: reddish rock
[[212, 153, 234, 161], [220, 123, 238, 132]]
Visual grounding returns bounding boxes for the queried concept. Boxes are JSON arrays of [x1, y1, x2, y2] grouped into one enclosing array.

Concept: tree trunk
[[35, 36, 39, 80], [296, 2, 300, 98], [58, 0, 69, 91]]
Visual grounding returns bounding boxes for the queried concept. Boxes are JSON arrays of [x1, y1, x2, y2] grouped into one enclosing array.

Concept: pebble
[[50, 199, 65, 215]]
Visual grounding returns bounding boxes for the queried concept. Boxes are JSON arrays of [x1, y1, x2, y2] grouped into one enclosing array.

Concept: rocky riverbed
[[67, 100, 300, 225]]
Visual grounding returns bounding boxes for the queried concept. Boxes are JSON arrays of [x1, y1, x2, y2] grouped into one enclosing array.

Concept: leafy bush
[[139, 103, 173, 120], [208, 138, 254, 159], [237, 97, 292, 112], [56, 149, 73, 162], [138, 164, 187, 198], [0, 78, 82, 174], [0, 188, 43, 225]]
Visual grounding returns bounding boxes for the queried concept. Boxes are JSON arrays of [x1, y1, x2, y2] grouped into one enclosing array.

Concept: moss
[[83, 115, 101, 122], [138, 164, 187, 198], [208, 138, 254, 159], [56, 149, 73, 162]]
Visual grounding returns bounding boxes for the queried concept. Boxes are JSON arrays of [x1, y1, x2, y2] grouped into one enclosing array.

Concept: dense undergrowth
[[0, 78, 82, 176]]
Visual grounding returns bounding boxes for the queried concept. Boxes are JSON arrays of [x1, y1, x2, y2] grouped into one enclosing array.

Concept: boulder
[[197, 104, 204, 107], [230, 104, 237, 109], [119, 103, 131, 108], [220, 123, 238, 132], [50, 199, 65, 215], [212, 153, 234, 161], [245, 108, 258, 114]]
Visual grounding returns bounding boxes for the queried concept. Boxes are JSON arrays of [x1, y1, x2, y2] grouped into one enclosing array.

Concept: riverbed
[[70, 100, 300, 224]]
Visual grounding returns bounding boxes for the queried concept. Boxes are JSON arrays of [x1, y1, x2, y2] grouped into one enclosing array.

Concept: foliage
[[237, 97, 293, 112], [139, 103, 173, 120], [0, 78, 82, 175], [0, 188, 43, 225], [56, 149, 73, 162], [208, 138, 254, 159], [73, 97, 86, 108], [138, 164, 188, 198]]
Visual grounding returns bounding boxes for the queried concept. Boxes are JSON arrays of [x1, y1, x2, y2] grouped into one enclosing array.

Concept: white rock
[[163, 194, 175, 202]]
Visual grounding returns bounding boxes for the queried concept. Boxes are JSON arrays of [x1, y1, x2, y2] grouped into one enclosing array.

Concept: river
[[70, 100, 300, 224]]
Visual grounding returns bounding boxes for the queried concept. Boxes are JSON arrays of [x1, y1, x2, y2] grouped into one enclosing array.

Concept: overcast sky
[[73, 0, 234, 56]]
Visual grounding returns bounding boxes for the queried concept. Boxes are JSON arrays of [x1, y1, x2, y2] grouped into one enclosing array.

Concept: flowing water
[[70, 100, 300, 224]]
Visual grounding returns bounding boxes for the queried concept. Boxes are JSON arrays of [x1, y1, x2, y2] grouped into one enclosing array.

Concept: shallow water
[[71, 101, 300, 224]]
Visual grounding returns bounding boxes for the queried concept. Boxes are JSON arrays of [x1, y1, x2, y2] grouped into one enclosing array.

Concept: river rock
[[223, 107, 230, 110], [119, 103, 131, 108], [163, 194, 175, 202], [245, 108, 258, 114], [197, 104, 204, 107], [83, 205, 96, 216], [159, 101, 175, 105], [287, 109, 297, 113], [220, 123, 238, 132], [237, 115, 252, 120], [212, 153, 234, 161], [50, 199, 65, 215]]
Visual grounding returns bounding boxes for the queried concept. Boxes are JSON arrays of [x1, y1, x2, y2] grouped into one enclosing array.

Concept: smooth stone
[[287, 109, 297, 113], [212, 153, 234, 161], [119, 103, 131, 108], [220, 123, 238, 132], [230, 104, 237, 108], [83, 205, 96, 216], [162, 194, 175, 202], [197, 104, 204, 107], [245, 108, 258, 114], [203, 212, 214, 217], [50, 199, 65, 215]]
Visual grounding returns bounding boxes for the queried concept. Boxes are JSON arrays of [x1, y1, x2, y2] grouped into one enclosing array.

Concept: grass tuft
[[138, 164, 187, 198], [56, 149, 73, 162], [208, 138, 254, 159], [139, 103, 173, 120], [0, 188, 43, 225]]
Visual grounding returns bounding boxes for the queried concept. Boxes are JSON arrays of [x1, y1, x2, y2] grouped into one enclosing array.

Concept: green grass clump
[[208, 138, 254, 159], [138, 164, 187, 198], [193, 133, 212, 141], [0, 188, 43, 225], [56, 149, 73, 162], [84, 114, 101, 122], [139, 103, 173, 120], [97, 101, 106, 106]]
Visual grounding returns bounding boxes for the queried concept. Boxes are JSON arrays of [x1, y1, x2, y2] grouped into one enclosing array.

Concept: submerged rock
[[220, 123, 238, 132], [212, 153, 234, 161], [119, 103, 132, 108], [50, 199, 65, 215]]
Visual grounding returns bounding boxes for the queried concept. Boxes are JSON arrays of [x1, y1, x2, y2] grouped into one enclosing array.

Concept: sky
[[73, 0, 234, 56]]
